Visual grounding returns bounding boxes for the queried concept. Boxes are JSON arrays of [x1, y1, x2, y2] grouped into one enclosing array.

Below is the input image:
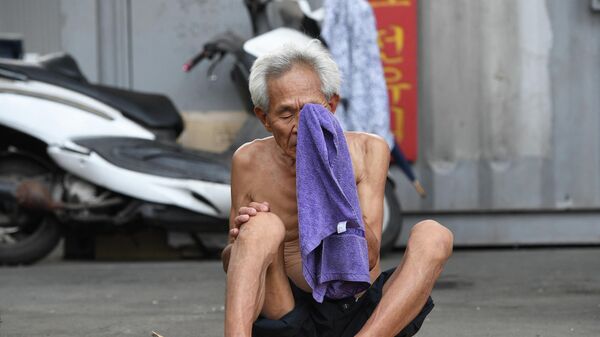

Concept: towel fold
[[296, 103, 371, 303]]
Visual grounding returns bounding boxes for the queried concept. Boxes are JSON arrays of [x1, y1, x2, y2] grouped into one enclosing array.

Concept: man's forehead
[[272, 94, 323, 108]]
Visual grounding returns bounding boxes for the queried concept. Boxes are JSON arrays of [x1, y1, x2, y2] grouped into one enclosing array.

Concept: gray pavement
[[1, 247, 599, 337]]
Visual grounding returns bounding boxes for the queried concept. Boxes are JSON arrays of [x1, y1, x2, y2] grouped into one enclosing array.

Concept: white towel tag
[[337, 221, 347, 234]]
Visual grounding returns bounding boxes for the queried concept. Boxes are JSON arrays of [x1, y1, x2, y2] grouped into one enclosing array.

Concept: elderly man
[[221, 42, 453, 337]]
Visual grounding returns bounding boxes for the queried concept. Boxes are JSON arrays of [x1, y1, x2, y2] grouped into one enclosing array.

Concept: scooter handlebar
[[183, 51, 208, 72], [183, 34, 241, 73]]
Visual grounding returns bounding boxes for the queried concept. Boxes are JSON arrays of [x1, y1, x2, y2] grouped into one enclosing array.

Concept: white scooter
[[0, 0, 402, 265], [0, 52, 237, 264]]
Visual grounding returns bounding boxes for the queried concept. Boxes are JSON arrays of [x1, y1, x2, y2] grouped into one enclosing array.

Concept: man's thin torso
[[243, 132, 382, 293]]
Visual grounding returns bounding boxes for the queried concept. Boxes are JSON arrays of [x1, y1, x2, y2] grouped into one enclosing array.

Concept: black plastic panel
[[75, 137, 231, 184]]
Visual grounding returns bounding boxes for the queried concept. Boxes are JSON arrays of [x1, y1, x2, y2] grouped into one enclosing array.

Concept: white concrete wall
[[392, 0, 600, 216]]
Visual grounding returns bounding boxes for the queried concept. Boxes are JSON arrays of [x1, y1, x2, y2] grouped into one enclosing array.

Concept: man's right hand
[[229, 201, 270, 244], [223, 201, 270, 272]]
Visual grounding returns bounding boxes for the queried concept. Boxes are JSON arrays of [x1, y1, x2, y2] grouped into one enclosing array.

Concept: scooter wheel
[[0, 217, 61, 265], [0, 152, 61, 265]]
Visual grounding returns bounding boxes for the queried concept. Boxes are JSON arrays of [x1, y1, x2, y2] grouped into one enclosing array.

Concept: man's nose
[[292, 109, 301, 133]]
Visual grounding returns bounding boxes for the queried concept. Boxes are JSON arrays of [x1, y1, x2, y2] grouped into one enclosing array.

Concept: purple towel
[[296, 103, 371, 303]]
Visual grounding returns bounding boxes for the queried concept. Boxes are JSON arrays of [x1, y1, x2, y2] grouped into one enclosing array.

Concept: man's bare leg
[[224, 212, 295, 337], [356, 220, 453, 337]]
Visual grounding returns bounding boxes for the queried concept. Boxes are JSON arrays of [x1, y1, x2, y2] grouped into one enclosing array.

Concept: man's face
[[254, 64, 339, 159]]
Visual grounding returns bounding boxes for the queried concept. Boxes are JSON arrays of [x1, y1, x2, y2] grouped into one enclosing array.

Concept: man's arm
[[222, 145, 253, 272], [221, 143, 270, 272], [356, 135, 390, 270], [222, 143, 272, 272]]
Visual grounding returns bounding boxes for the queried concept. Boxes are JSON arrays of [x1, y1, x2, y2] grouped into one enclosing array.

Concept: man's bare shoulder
[[344, 131, 390, 158], [232, 136, 275, 167], [345, 132, 390, 184]]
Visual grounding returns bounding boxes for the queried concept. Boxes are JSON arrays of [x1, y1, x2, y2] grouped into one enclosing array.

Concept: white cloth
[[321, 0, 394, 149]]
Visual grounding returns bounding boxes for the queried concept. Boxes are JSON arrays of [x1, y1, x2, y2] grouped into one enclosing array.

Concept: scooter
[[0, 51, 237, 265], [0, 0, 401, 265]]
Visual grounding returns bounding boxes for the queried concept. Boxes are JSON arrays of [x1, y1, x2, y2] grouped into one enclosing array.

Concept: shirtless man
[[221, 42, 453, 337]]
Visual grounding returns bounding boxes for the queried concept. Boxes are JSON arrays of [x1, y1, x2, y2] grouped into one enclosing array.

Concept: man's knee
[[409, 219, 453, 262], [236, 212, 286, 248]]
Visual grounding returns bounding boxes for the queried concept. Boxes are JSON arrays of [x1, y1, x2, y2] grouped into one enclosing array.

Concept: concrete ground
[[1, 247, 599, 337]]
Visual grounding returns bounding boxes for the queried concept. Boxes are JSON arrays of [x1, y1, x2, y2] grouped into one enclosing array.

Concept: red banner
[[369, 0, 418, 161]]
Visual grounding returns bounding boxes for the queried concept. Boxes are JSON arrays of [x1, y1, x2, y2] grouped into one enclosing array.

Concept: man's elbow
[[368, 239, 380, 270], [369, 253, 379, 270], [363, 224, 380, 269]]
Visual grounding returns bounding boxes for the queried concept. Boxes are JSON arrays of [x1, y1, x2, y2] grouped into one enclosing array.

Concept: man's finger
[[249, 201, 269, 212], [259, 201, 270, 211], [234, 214, 250, 226], [228, 228, 239, 243], [247, 202, 263, 210], [238, 207, 257, 216]]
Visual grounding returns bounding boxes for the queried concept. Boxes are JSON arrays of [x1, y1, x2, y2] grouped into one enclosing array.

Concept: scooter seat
[[74, 137, 231, 184], [38, 53, 88, 82], [0, 54, 184, 138]]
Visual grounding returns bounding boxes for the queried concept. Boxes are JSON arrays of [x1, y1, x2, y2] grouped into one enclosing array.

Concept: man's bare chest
[[251, 173, 299, 237]]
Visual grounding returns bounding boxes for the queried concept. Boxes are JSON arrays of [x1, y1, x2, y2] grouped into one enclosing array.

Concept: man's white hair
[[248, 40, 341, 111]]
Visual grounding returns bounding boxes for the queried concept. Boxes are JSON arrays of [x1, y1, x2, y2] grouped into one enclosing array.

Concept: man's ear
[[328, 93, 341, 113], [254, 106, 272, 132]]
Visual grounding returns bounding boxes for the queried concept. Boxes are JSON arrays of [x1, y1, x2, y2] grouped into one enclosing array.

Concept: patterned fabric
[[321, 0, 394, 149]]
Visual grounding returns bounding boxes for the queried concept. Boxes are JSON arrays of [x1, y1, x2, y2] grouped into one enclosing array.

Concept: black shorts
[[252, 268, 434, 337]]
